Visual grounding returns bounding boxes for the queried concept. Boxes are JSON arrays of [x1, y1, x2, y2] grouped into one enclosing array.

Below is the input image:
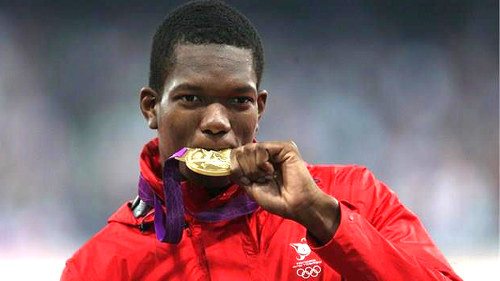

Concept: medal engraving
[[176, 148, 231, 176]]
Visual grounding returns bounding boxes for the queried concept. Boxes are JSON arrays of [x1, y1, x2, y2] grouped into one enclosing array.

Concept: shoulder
[[307, 164, 397, 215], [62, 202, 156, 280], [307, 163, 375, 191]]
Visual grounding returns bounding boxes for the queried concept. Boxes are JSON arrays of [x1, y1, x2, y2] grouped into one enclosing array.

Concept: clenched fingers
[[230, 143, 275, 185]]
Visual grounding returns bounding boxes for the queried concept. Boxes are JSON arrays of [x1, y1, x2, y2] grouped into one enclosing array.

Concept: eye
[[230, 96, 254, 104], [179, 95, 201, 103]]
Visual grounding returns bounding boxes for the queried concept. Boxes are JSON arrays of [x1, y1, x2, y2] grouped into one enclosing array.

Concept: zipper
[[186, 222, 211, 281]]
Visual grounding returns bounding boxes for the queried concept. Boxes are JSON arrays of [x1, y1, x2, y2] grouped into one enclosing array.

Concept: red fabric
[[139, 138, 163, 199], [61, 164, 462, 281]]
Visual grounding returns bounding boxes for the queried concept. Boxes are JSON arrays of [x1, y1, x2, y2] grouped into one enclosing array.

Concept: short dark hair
[[149, 0, 264, 94]]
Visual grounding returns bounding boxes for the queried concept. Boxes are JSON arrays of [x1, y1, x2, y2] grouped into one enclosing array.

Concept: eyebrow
[[232, 85, 257, 95], [171, 83, 256, 94], [171, 83, 203, 93]]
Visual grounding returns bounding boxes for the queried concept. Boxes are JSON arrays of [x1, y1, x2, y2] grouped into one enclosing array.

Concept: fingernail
[[240, 176, 251, 185], [265, 175, 273, 181]]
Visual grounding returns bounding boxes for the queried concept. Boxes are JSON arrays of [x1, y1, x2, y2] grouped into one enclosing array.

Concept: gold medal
[[175, 148, 231, 176]]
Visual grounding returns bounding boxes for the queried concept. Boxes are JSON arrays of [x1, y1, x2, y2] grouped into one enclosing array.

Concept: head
[[140, 0, 268, 186]]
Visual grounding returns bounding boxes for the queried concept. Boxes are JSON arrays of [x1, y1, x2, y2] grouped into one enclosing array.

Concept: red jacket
[[61, 164, 461, 281]]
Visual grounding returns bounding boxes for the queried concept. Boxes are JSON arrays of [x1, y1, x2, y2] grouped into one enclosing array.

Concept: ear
[[139, 87, 160, 129], [257, 89, 268, 121]]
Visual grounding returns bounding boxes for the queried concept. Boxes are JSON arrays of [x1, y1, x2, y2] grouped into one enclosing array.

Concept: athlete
[[61, 1, 462, 280]]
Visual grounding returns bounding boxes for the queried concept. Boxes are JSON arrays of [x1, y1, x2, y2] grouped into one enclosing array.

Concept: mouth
[[189, 143, 237, 151], [178, 161, 232, 188]]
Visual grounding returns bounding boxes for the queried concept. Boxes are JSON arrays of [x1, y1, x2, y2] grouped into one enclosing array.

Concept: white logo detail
[[296, 266, 321, 279], [289, 238, 312, 261]]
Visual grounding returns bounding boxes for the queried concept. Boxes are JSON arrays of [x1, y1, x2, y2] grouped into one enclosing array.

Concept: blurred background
[[0, 0, 498, 279]]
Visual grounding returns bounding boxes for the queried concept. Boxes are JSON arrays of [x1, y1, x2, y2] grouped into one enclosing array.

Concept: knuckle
[[234, 147, 244, 157], [248, 142, 257, 152], [256, 160, 267, 169], [241, 144, 251, 153], [286, 140, 297, 150], [256, 143, 266, 152]]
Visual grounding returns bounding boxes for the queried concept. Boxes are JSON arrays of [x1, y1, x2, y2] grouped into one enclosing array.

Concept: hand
[[230, 141, 340, 244]]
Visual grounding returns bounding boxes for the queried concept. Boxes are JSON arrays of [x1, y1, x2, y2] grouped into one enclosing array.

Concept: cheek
[[233, 112, 258, 143], [157, 109, 199, 159]]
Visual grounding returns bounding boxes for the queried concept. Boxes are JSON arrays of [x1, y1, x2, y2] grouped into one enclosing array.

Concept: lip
[[189, 142, 237, 151], [188, 135, 238, 151], [192, 145, 235, 151]]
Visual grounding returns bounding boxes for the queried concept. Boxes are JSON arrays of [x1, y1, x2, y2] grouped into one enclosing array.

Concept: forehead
[[167, 44, 256, 89]]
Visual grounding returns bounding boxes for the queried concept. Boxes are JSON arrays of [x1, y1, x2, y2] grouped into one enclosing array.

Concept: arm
[[230, 142, 462, 281], [306, 166, 462, 280]]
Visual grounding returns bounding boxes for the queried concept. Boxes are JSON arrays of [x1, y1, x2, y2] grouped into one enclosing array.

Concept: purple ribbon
[[138, 147, 258, 244], [186, 193, 258, 222]]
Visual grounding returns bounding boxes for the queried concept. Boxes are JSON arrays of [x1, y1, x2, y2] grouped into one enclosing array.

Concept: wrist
[[296, 191, 340, 245]]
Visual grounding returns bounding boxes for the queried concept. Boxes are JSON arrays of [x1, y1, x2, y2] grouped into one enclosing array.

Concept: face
[[140, 44, 267, 186]]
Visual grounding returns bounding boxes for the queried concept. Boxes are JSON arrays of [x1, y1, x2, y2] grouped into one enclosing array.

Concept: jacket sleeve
[[308, 166, 462, 281]]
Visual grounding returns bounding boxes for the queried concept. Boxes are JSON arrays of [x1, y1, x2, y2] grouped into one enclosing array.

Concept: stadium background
[[0, 0, 498, 279]]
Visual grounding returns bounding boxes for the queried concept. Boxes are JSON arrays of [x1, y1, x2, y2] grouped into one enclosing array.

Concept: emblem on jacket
[[290, 238, 323, 279], [290, 238, 312, 260]]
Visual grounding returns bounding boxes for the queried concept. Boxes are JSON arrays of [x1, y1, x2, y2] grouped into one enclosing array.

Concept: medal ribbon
[[139, 148, 186, 243], [138, 143, 258, 244]]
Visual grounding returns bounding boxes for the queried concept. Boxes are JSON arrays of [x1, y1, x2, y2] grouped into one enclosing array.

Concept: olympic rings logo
[[296, 265, 321, 279]]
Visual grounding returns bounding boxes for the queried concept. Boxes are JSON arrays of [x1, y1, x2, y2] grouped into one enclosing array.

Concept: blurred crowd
[[0, 0, 497, 259]]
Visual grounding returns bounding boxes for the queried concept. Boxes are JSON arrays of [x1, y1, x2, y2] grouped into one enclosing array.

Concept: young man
[[61, 1, 462, 280]]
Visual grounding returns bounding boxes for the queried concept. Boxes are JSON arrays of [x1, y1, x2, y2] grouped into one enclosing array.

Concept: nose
[[199, 103, 231, 136]]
